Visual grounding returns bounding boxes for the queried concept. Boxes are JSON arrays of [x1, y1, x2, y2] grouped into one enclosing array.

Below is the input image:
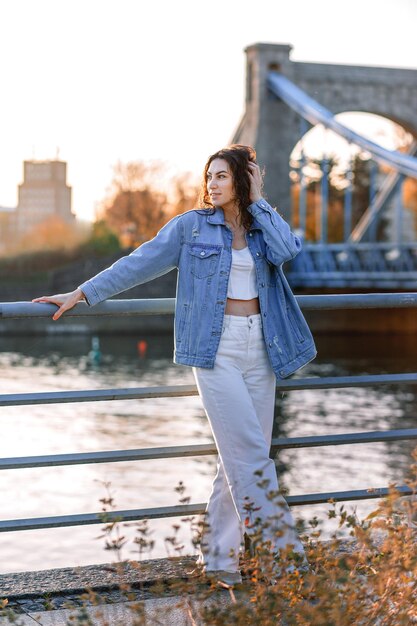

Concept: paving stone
[[1, 603, 25, 615], [15, 601, 48, 614]]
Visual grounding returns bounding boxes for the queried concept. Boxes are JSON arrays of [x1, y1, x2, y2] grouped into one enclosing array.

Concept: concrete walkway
[[0, 557, 236, 626]]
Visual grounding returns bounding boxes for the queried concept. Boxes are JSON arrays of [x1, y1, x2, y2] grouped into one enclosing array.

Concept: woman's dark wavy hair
[[199, 144, 264, 231]]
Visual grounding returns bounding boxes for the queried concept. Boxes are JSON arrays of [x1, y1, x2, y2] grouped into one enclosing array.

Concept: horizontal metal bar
[[288, 485, 414, 506], [0, 503, 206, 532], [0, 299, 175, 319], [291, 272, 417, 280], [290, 280, 417, 289], [296, 292, 417, 310], [3, 292, 417, 319], [2, 428, 417, 470], [0, 444, 217, 469], [0, 385, 198, 407], [2, 373, 417, 408], [279, 372, 417, 390], [272, 427, 417, 450], [0, 485, 412, 532], [302, 243, 417, 250]]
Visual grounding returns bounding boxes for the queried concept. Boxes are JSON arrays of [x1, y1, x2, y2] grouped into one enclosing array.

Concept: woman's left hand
[[247, 162, 263, 203]]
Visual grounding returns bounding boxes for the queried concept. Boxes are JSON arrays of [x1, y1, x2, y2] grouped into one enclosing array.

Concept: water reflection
[[1, 331, 417, 573]]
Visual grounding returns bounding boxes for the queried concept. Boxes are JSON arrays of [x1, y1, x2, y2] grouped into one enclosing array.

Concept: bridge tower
[[233, 42, 417, 224]]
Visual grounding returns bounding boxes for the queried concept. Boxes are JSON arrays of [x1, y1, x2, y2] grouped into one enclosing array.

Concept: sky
[[0, 0, 416, 221]]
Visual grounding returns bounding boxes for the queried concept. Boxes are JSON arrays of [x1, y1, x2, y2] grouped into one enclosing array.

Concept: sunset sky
[[0, 0, 416, 221]]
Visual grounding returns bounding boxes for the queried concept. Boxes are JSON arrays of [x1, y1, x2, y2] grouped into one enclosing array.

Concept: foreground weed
[[1, 453, 417, 625]]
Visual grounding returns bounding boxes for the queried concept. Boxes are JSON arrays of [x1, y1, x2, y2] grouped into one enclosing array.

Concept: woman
[[33, 145, 317, 586]]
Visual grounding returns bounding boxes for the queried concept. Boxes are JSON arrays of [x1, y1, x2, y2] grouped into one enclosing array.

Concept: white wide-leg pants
[[192, 313, 306, 573]]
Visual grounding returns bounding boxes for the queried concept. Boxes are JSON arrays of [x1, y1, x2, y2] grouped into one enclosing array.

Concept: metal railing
[[1, 293, 417, 533], [288, 243, 417, 289]]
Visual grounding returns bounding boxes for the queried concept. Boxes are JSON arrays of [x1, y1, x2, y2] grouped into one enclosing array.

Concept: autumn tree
[[99, 161, 199, 249], [83, 219, 121, 256], [167, 171, 200, 219], [14, 215, 88, 254]]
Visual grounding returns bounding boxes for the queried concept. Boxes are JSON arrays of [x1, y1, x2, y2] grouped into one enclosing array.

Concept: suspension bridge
[[233, 43, 417, 291]]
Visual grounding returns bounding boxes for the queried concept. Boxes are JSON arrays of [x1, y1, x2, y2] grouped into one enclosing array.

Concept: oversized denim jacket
[[79, 198, 317, 379]]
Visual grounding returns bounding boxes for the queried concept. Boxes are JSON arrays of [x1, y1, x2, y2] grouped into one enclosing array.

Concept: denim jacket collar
[[207, 208, 225, 225], [207, 207, 259, 231]]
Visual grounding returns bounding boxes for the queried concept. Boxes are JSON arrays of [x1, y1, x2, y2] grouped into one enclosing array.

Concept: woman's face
[[206, 158, 236, 209]]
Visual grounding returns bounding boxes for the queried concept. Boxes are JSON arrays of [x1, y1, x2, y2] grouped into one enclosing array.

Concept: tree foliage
[[15, 216, 88, 253], [99, 160, 199, 248], [83, 219, 121, 256]]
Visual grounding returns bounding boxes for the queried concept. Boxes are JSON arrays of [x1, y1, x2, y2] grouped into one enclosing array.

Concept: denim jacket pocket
[[286, 307, 305, 343], [188, 244, 222, 279]]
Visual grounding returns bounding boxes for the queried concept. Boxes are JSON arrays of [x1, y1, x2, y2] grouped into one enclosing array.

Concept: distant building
[[15, 159, 74, 234], [0, 159, 75, 253]]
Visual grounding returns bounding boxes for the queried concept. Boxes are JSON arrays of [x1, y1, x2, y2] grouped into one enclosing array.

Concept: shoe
[[266, 562, 312, 586], [185, 567, 204, 579], [205, 569, 243, 588], [284, 562, 311, 575]]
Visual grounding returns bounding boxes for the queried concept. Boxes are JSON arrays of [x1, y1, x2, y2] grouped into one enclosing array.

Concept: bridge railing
[[1, 293, 417, 534], [288, 243, 417, 288]]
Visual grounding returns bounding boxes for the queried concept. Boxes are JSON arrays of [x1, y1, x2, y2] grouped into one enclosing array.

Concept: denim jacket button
[[261, 282, 265, 287], [263, 312, 267, 317], [256, 252, 260, 257], [200, 251, 206, 256], [269, 342, 272, 347]]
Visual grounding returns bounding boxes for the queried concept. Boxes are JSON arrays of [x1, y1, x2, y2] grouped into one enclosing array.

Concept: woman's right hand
[[32, 288, 86, 321]]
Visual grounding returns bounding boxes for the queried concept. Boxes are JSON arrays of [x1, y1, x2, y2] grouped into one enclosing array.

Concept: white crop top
[[227, 247, 259, 300]]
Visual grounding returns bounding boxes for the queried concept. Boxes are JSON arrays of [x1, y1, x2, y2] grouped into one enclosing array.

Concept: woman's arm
[[32, 214, 183, 319], [79, 214, 183, 306], [246, 162, 301, 265], [246, 198, 301, 265]]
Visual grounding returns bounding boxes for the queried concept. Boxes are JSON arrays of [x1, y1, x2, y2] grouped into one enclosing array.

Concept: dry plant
[[1, 453, 417, 625]]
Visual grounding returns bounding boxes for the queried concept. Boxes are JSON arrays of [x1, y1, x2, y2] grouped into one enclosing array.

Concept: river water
[[1, 331, 417, 574]]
